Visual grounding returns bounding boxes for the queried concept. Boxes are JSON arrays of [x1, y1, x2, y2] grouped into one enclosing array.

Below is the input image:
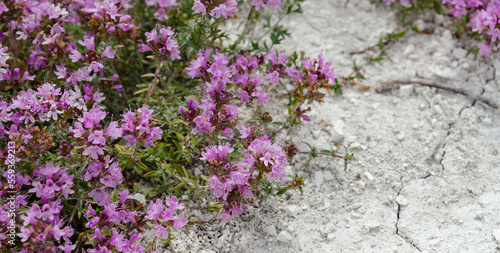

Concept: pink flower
[[78, 36, 95, 51], [83, 145, 104, 159]]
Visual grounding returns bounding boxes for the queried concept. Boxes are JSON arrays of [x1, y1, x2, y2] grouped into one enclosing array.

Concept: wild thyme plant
[[0, 0, 351, 252], [384, 0, 500, 56]]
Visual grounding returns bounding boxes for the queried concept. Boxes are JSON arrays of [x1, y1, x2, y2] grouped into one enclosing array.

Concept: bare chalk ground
[[162, 1, 500, 252]]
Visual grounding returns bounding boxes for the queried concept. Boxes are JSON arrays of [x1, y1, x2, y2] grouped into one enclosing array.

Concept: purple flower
[[83, 145, 104, 159], [78, 35, 95, 51], [200, 143, 233, 162]]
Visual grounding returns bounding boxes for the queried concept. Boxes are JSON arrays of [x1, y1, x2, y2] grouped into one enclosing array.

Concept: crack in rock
[[395, 177, 422, 252]]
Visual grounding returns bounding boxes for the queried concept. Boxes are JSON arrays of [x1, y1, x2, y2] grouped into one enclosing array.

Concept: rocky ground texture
[[158, 0, 500, 252]]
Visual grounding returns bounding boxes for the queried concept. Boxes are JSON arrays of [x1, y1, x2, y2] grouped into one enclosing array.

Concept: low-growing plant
[[383, 0, 500, 56], [0, 0, 353, 252]]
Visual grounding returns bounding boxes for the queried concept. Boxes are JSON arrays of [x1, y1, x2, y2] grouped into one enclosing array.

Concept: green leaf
[[433, 1, 441, 14], [143, 170, 162, 178], [135, 162, 150, 172], [208, 202, 224, 211], [276, 187, 289, 196], [357, 72, 365, 80]]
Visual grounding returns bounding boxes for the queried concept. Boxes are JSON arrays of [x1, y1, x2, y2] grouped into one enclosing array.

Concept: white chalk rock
[[324, 171, 334, 181], [429, 64, 456, 79], [264, 225, 277, 236], [276, 231, 293, 242], [403, 44, 415, 56], [286, 205, 299, 217], [331, 120, 345, 141], [194, 166, 202, 176], [131, 193, 146, 204], [452, 48, 467, 59], [363, 172, 374, 181], [396, 131, 405, 141], [399, 84, 414, 97], [365, 220, 381, 230], [217, 232, 229, 248], [414, 19, 425, 32], [395, 195, 409, 206], [315, 171, 324, 187], [493, 230, 500, 244]]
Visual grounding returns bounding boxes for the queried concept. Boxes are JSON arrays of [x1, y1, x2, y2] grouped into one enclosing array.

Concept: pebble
[[493, 230, 500, 244], [452, 48, 467, 59], [324, 171, 334, 181], [414, 19, 426, 32], [433, 105, 443, 114], [357, 180, 366, 189], [363, 172, 374, 181], [276, 231, 293, 242], [403, 44, 415, 56], [217, 230, 230, 248], [131, 193, 146, 204], [319, 224, 335, 236], [315, 171, 324, 187], [429, 65, 456, 79], [194, 166, 202, 176], [399, 84, 414, 97], [482, 117, 492, 126], [327, 233, 336, 240], [331, 120, 345, 141], [395, 195, 409, 206], [286, 205, 299, 217], [365, 220, 381, 230], [396, 131, 405, 141], [264, 225, 277, 236]]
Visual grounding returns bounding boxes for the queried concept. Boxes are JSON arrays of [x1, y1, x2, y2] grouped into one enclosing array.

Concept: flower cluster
[[146, 0, 179, 21], [0, 82, 170, 251], [193, 0, 282, 19], [18, 163, 76, 252], [76, 0, 136, 35], [387, 0, 500, 56], [139, 26, 181, 61], [121, 105, 164, 147], [200, 133, 289, 223], [145, 196, 188, 240]]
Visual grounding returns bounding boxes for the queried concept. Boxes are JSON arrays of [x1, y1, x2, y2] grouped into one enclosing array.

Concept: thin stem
[[298, 151, 345, 159]]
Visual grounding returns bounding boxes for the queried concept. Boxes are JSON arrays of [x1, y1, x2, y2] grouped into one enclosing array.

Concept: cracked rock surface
[[161, 1, 500, 252]]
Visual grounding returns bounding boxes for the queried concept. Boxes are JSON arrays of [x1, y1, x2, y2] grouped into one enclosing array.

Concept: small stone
[[315, 171, 324, 187], [131, 193, 146, 204], [433, 105, 443, 114], [365, 220, 381, 230], [403, 44, 415, 56], [452, 48, 467, 59], [194, 166, 202, 176], [434, 14, 445, 25], [429, 64, 456, 79], [286, 205, 299, 217], [264, 225, 277, 236], [357, 180, 366, 189], [493, 229, 500, 244], [276, 231, 293, 242], [327, 233, 336, 240], [395, 195, 409, 206], [324, 171, 334, 181], [399, 84, 414, 97], [217, 234, 227, 248], [396, 131, 405, 141], [483, 117, 493, 126], [331, 120, 345, 141], [363, 172, 374, 181], [414, 19, 425, 32]]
